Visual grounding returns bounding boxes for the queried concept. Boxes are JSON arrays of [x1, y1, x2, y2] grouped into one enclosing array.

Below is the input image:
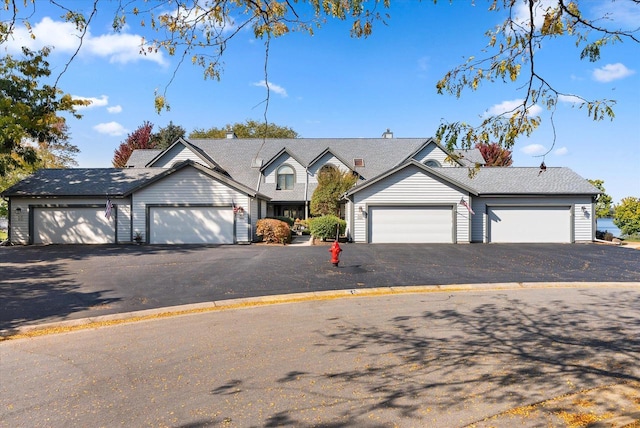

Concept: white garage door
[[369, 206, 453, 243], [33, 207, 115, 244], [150, 206, 234, 244], [488, 206, 571, 243]]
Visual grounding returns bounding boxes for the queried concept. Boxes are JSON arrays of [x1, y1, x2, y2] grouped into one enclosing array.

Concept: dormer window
[[424, 159, 441, 168], [277, 165, 295, 190]]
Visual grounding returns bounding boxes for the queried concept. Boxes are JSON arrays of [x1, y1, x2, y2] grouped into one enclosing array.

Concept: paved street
[[1, 286, 639, 427], [1, 243, 639, 332]]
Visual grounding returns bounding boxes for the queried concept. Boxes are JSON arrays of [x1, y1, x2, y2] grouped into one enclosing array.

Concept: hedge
[[309, 215, 346, 240]]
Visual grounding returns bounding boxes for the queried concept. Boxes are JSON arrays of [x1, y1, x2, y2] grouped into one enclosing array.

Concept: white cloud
[[521, 144, 547, 155], [554, 147, 568, 156], [3, 17, 166, 66], [592, 63, 635, 83], [484, 99, 542, 118], [86, 32, 165, 65], [590, 2, 640, 30], [93, 122, 128, 137], [253, 80, 288, 97], [513, 0, 559, 31], [72, 95, 109, 110], [558, 94, 583, 104], [107, 105, 123, 114]]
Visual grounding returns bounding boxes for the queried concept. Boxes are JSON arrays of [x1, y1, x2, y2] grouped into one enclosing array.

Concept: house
[[1, 131, 600, 245]]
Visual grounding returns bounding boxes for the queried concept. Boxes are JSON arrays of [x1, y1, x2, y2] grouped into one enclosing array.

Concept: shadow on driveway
[[1, 243, 639, 332]]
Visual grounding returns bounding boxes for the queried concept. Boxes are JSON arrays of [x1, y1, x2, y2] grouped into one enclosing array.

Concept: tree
[[153, 121, 186, 150], [3, 2, 638, 150], [613, 197, 640, 237], [0, 140, 78, 217], [112, 121, 157, 167], [475, 142, 513, 167], [587, 179, 613, 218], [190, 120, 299, 139], [310, 167, 358, 217], [0, 47, 86, 177]]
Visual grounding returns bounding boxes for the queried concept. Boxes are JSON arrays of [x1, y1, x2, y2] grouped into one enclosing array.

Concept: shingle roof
[[126, 149, 162, 167], [436, 166, 600, 195], [345, 162, 600, 197], [5, 138, 597, 200], [1, 161, 271, 199], [1, 168, 167, 197], [188, 138, 434, 186]]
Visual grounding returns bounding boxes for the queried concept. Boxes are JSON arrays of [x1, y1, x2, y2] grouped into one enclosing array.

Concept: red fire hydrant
[[329, 241, 342, 267]]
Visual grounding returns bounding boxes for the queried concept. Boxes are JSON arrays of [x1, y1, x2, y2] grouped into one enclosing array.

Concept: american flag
[[105, 198, 113, 219], [460, 198, 475, 215]]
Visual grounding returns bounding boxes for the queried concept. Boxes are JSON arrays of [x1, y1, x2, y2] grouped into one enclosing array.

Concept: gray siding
[[350, 165, 469, 243], [132, 167, 249, 243], [263, 153, 306, 185], [151, 144, 204, 168], [116, 203, 132, 243], [412, 142, 455, 167], [249, 198, 260, 241], [308, 153, 350, 184]]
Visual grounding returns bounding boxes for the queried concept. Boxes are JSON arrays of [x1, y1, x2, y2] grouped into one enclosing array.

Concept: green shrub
[[267, 216, 294, 227], [309, 215, 346, 240], [256, 218, 291, 244], [613, 197, 640, 237]]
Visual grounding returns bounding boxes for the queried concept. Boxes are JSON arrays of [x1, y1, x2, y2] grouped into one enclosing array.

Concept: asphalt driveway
[[1, 243, 639, 332]]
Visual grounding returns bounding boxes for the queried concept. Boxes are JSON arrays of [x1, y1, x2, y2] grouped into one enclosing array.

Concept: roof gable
[[401, 139, 463, 167], [308, 148, 354, 172], [260, 147, 306, 172], [127, 160, 269, 199], [345, 160, 479, 197], [146, 138, 224, 172]]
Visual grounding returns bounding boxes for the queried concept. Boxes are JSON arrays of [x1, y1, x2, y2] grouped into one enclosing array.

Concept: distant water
[[596, 218, 622, 237]]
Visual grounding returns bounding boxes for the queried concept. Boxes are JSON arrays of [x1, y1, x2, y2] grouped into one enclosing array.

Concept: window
[[277, 165, 295, 190], [353, 158, 365, 167], [424, 159, 441, 168]]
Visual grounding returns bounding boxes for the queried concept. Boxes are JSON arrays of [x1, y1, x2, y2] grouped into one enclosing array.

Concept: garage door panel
[[34, 207, 115, 244], [150, 207, 233, 244], [488, 206, 571, 243], [370, 206, 453, 243]]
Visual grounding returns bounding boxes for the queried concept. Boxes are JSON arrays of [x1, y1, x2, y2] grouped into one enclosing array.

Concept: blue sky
[[3, 0, 639, 203]]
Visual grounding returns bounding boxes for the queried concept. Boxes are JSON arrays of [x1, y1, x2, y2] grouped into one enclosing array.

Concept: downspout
[[591, 197, 597, 242], [304, 166, 309, 220]]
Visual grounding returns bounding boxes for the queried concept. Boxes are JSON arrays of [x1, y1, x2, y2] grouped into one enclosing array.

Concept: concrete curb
[[3, 281, 639, 339]]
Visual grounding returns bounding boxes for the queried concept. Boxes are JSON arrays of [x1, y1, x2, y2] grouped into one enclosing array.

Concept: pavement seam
[[2, 281, 639, 341]]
